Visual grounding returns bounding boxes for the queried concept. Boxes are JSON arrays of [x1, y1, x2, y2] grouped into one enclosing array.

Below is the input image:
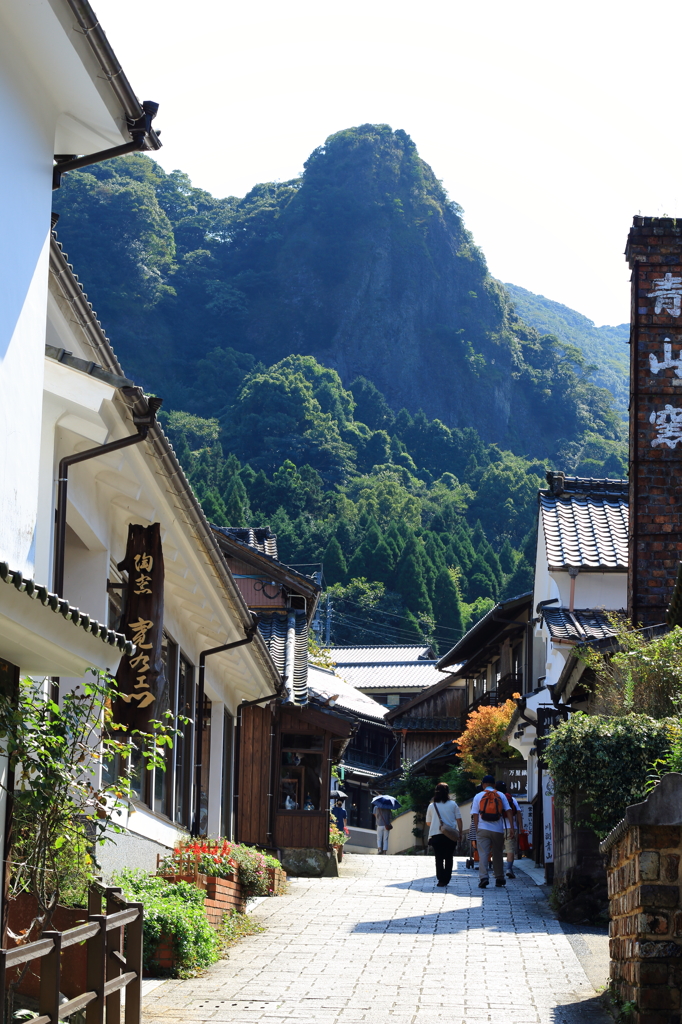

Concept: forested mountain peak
[[53, 124, 619, 462], [51, 126, 627, 648]]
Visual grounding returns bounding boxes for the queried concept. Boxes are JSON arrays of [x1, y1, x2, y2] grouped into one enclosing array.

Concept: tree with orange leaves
[[456, 698, 523, 780]]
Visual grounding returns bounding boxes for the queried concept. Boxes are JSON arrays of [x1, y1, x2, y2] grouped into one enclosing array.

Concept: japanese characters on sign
[[649, 405, 682, 449], [115, 523, 165, 730], [649, 339, 682, 382], [647, 273, 682, 317]]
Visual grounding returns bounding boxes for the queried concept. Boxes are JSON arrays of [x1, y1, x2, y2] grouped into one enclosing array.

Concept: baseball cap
[[481, 774, 495, 785]]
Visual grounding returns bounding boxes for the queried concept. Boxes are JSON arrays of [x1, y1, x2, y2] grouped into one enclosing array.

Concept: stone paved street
[[142, 854, 612, 1024]]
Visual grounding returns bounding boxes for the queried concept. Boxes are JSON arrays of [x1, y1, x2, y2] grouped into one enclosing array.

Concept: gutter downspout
[[191, 614, 260, 837], [282, 610, 298, 704], [568, 567, 580, 612], [53, 396, 162, 599]]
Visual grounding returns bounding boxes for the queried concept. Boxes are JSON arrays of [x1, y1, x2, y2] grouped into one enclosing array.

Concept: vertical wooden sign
[[626, 217, 682, 626], [115, 522, 165, 731]]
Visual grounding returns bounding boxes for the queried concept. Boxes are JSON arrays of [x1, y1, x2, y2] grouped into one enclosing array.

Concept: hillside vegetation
[[505, 283, 629, 417], [52, 125, 628, 650]]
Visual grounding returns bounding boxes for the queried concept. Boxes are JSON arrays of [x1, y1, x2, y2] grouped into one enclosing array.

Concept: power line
[[321, 592, 469, 641]]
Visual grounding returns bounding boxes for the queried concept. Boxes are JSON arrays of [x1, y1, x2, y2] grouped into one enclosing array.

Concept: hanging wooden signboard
[[115, 522, 165, 732]]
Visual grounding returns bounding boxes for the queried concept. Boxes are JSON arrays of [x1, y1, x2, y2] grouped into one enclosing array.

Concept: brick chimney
[[626, 217, 682, 626]]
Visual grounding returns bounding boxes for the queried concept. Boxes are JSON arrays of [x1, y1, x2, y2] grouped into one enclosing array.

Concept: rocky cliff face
[[236, 126, 524, 439], [52, 124, 618, 459]]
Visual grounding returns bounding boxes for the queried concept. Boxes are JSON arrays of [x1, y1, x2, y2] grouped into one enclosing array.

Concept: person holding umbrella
[[372, 794, 400, 854]]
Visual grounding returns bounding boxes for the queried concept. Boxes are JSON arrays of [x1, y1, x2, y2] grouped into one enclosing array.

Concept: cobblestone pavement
[[142, 854, 612, 1024]]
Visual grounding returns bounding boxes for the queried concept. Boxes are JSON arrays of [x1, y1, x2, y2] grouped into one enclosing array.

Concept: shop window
[[154, 633, 177, 817], [222, 711, 234, 838], [175, 655, 195, 828], [279, 733, 323, 811], [197, 695, 211, 834]]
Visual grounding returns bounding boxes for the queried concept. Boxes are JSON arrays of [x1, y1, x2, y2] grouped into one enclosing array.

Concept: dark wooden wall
[[403, 734, 457, 762], [237, 703, 271, 845], [404, 685, 467, 719]]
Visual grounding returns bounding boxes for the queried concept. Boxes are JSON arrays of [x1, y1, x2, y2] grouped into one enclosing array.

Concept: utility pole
[[325, 593, 332, 646], [311, 571, 322, 642]]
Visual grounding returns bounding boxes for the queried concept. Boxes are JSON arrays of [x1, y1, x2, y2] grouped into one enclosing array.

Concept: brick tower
[[626, 217, 682, 626]]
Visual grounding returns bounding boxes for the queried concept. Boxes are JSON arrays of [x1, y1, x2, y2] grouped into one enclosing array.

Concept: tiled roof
[[258, 611, 308, 704], [334, 662, 452, 691], [307, 665, 389, 722], [389, 715, 461, 731], [540, 492, 628, 570], [328, 645, 435, 664], [214, 527, 278, 559], [544, 472, 628, 499], [0, 562, 133, 655], [543, 606, 619, 643]]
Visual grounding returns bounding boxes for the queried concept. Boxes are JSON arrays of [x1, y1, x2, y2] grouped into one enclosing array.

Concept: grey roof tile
[[332, 662, 452, 690], [215, 527, 278, 559], [328, 645, 435, 664], [543, 606, 619, 643], [258, 611, 307, 704], [540, 493, 628, 570], [0, 561, 133, 655]]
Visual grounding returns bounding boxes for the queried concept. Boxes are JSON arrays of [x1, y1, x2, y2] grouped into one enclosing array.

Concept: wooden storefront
[[237, 703, 352, 851]]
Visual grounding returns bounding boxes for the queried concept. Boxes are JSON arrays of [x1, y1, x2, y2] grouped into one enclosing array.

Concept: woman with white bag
[[425, 782, 462, 886]]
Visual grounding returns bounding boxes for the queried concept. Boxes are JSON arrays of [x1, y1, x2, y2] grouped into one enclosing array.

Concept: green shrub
[[113, 870, 218, 978], [544, 713, 677, 837], [229, 846, 272, 898]]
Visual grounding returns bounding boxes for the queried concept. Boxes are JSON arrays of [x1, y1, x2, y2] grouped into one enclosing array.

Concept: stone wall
[[602, 774, 682, 1023], [553, 794, 608, 925]]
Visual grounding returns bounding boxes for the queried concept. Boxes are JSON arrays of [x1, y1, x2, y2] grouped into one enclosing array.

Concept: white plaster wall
[[0, 47, 53, 575], [550, 570, 626, 610]]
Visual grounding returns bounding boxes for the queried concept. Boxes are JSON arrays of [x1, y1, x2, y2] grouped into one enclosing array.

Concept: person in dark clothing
[[331, 798, 347, 833], [425, 782, 462, 886]]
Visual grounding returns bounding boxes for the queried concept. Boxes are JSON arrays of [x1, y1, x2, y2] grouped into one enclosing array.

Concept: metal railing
[[467, 674, 523, 715], [0, 883, 143, 1024]]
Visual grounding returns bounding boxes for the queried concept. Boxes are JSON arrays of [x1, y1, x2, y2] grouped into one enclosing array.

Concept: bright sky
[[96, 0, 682, 328]]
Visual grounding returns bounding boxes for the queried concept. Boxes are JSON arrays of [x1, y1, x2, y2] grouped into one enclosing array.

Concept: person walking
[[471, 774, 513, 889], [496, 780, 522, 879], [373, 801, 392, 854], [425, 782, 462, 887], [331, 798, 347, 833]]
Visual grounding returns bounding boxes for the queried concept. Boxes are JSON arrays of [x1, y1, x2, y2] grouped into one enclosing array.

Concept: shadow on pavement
[[353, 905, 559, 934], [549, 994, 612, 1022]]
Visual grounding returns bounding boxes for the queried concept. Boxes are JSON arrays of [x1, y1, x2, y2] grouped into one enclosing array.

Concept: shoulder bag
[[433, 802, 459, 843]]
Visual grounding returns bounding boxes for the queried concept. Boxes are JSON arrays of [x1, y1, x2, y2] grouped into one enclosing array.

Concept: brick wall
[[160, 872, 246, 928], [626, 218, 682, 627], [602, 774, 682, 1023]]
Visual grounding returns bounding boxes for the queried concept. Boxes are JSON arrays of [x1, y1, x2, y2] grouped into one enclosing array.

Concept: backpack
[[479, 790, 504, 822]]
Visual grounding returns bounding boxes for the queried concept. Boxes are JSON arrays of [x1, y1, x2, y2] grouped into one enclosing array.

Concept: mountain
[[49, 126, 629, 649], [52, 124, 620, 462], [504, 283, 629, 415]]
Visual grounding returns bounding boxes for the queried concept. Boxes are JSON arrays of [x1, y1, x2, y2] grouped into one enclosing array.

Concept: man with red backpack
[[471, 774, 514, 889]]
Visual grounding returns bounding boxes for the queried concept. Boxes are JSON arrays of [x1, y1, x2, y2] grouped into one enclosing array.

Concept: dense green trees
[[160, 356, 550, 651]]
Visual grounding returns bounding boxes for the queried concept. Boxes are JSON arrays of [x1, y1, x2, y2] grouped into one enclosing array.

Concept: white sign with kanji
[[647, 273, 682, 317], [650, 404, 682, 448], [649, 338, 682, 382]]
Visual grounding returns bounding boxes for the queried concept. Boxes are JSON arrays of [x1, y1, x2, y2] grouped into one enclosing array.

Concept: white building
[[0, 0, 280, 884], [506, 472, 628, 879]]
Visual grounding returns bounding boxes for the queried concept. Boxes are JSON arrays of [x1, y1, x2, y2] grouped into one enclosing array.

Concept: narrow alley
[[142, 856, 611, 1024]]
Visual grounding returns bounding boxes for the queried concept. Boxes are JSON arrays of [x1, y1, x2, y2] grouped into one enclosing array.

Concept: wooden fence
[[0, 883, 143, 1024]]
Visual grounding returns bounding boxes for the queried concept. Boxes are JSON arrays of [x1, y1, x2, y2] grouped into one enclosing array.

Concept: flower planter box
[[145, 933, 176, 976], [267, 866, 287, 894]]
